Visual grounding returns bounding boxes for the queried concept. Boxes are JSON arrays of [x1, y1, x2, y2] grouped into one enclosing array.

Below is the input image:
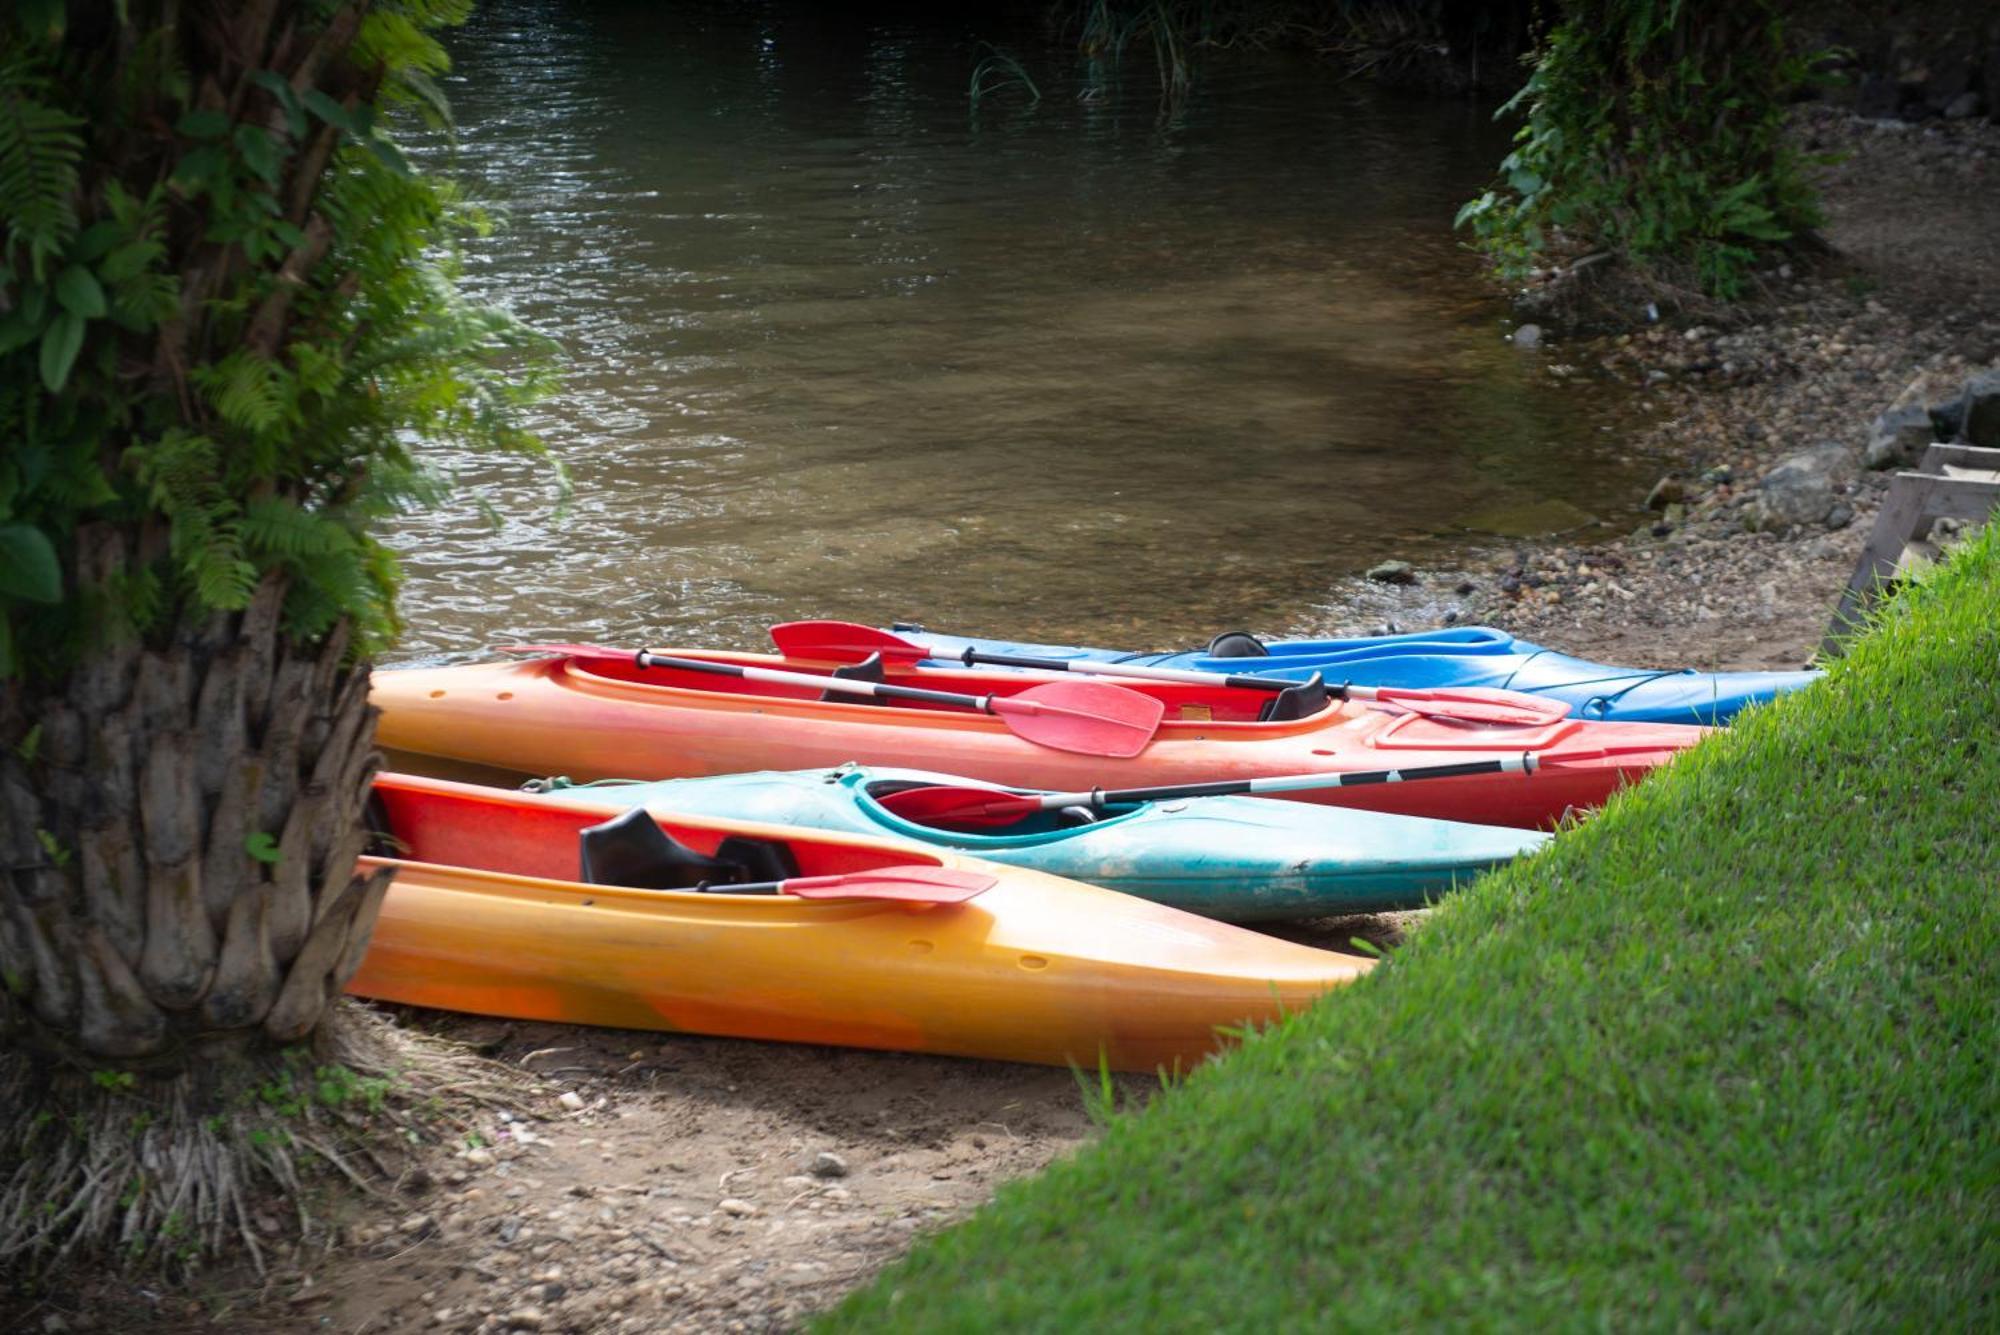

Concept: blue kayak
[[885, 623, 1819, 726], [524, 764, 1548, 922]]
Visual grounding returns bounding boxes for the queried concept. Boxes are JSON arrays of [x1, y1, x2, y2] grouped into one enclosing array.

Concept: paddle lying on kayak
[[875, 753, 1542, 827], [503, 643, 1166, 758], [697, 867, 993, 900], [769, 620, 1569, 727]]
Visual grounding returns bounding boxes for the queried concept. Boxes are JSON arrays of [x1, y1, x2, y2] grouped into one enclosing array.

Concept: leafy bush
[[1456, 0, 1826, 299], [0, 0, 555, 681]]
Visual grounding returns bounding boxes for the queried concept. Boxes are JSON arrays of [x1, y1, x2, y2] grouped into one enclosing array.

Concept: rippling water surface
[[384, 0, 1644, 663]]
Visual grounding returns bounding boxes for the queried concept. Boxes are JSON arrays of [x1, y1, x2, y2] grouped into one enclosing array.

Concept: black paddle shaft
[[955, 647, 1288, 693], [1084, 755, 1536, 806], [635, 650, 996, 712]]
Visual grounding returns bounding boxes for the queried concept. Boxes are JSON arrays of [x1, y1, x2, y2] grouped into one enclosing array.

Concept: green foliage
[[1456, 0, 1827, 299], [0, 522, 59, 601], [824, 526, 2000, 1330], [33, 826, 68, 867], [0, 56, 83, 279], [251, 1051, 394, 1119], [0, 1, 555, 681], [1071, 1052, 1121, 1128], [1060, 2, 1504, 106]]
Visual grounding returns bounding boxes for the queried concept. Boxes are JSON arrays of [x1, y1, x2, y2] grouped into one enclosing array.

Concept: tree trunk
[[0, 523, 389, 1065]]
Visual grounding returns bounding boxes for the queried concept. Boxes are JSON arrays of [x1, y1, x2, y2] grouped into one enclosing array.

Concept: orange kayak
[[371, 648, 1710, 828], [348, 774, 1371, 1071]]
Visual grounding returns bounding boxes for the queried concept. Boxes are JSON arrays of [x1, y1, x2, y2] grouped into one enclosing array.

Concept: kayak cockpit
[[369, 773, 948, 889], [859, 777, 1139, 837]]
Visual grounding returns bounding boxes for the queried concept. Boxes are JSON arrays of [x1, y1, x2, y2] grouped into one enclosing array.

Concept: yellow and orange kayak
[[348, 774, 1371, 1071], [373, 647, 1709, 828]]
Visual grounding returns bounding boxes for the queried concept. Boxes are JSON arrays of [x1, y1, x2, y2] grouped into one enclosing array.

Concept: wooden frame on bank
[[1822, 442, 2000, 657]]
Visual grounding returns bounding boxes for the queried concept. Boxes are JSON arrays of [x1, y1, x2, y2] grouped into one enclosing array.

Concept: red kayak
[[372, 645, 1709, 829]]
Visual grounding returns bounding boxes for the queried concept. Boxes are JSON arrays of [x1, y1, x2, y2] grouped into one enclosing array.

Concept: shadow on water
[[385, 0, 1650, 662]]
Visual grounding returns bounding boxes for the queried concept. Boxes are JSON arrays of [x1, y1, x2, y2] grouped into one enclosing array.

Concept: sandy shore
[[12, 108, 1996, 1335]]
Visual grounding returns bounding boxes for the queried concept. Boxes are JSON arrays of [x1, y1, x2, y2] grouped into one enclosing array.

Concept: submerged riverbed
[[386, 0, 1650, 662]]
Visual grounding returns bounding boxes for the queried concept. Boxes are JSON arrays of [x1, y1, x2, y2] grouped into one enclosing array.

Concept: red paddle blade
[[1371, 686, 1571, 728], [770, 620, 928, 664], [874, 785, 1046, 829], [991, 680, 1165, 758], [500, 642, 631, 664], [782, 865, 995, 903]]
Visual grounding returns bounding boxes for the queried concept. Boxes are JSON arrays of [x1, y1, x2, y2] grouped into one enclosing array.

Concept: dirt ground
[[9, 108, 1997, 1335]]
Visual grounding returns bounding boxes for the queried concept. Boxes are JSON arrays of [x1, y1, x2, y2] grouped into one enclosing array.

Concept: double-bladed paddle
[[874, 754, 1541, 827], [501, 643, 1166, 759], [768, 621, 1570, 728], [695, 865, 995, 902]]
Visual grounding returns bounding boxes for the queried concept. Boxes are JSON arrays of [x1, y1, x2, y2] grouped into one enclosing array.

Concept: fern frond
[[196, 350, 289, 436], [393, 68, 456, 133], [239, 495, 354, 558], [0, 68, 84, 278], [357, 11, 452, 83], [192, 542, 256, 609]]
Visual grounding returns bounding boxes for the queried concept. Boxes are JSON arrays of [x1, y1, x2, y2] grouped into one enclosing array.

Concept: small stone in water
[[557, 1091, 585, 1113], [719, 1198, 758, 1216], [810, 1152, 850, 1179], [1365, 560, 1416, 585], [1511, 323, 1542, 348]]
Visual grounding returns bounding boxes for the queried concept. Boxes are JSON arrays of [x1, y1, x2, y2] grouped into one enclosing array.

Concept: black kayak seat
[[1206, 631, 1269, 658], [712, 835, 800, 883], [362, 792, 403, 858], [821, 650, 889, 703], [1257, 672, 1329, 723], [579, 807, 797, 891]]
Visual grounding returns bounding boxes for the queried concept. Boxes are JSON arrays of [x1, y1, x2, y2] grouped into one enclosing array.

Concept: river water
[[384, 0, 1646, 663]]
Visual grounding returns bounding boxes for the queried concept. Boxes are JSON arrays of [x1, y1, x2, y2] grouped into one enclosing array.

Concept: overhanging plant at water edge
[[0, 0, 552, 1268], [1454, 0, 1827, 301]]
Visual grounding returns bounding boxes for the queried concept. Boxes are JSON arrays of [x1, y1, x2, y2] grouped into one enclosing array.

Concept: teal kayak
[[522, 764, 1548, 921]]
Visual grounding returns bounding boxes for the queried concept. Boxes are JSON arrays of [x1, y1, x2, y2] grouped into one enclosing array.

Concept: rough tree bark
[[0, 3, 401, 1068], [0, 0, 544, 1274], [0, 522, 389, 1064]]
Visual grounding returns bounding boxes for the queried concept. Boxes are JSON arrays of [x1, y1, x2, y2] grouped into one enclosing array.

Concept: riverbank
[[1323, 105, 1999, 669], [9, 107, 1996, 1335]]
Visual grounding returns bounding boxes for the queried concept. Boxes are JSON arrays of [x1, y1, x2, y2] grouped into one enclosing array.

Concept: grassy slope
[[824, 528, 2000, 1331]]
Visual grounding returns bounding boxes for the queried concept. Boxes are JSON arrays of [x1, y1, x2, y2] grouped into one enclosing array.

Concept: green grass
[[823, 528, 2000, 1331]]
